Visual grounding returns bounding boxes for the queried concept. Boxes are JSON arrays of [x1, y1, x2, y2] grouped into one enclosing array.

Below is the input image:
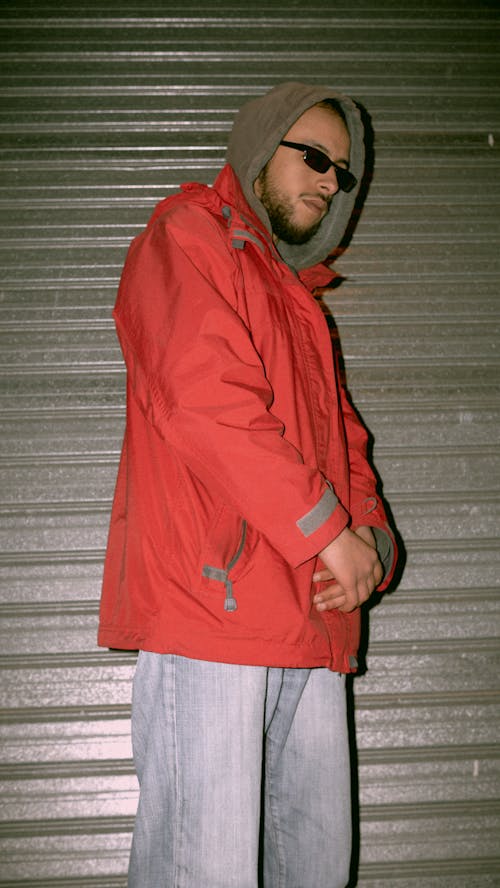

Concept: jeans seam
[[265, 737, 287, 888], [168, 656, 182, 888]]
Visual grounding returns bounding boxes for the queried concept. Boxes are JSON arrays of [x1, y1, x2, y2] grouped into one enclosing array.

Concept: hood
[[226, 81, 364, 271]]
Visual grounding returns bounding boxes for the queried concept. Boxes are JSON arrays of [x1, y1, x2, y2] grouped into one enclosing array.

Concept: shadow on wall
[[315, 101, 407, 887]]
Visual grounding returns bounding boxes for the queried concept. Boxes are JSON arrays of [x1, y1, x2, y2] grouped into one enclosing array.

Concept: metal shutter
[[1, 2, 499, 885]]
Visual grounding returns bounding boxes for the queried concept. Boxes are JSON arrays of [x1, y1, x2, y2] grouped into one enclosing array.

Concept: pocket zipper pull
[[224, 578, 238, 612]]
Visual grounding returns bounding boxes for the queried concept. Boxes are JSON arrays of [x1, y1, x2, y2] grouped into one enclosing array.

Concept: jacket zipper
[[201, 519, 247, 612]]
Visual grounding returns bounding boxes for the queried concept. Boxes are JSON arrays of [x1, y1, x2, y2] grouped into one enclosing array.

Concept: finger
[[312, 568, 334, 583], [313, 583, 346, 611], [335, 579, 375, 613], [313, 581, 342, 602], [315, 593, 347, 612]]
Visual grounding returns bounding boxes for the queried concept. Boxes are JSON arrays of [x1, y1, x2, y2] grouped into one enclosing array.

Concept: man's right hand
[[312, 527, 383, 613]]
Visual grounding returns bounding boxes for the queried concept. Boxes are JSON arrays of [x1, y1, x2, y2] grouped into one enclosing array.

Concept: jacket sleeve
[[338, 381, 397, 588], [113, 208, 350, 568]]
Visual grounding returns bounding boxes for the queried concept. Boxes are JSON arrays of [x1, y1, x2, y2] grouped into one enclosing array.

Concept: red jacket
[[98, 165, 396, 673]]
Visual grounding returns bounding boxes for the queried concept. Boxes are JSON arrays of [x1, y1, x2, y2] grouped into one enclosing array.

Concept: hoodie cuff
[[371, 526, 395, 579]]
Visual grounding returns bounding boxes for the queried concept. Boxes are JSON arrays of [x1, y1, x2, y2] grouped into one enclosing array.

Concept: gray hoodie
[[226, 81, 365, 271]]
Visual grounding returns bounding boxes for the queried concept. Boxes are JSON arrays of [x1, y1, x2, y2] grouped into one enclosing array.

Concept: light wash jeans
[[128, 652, 352, 888]]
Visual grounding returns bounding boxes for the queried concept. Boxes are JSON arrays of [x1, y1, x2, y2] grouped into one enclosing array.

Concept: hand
[[312, 526, 382, 614]]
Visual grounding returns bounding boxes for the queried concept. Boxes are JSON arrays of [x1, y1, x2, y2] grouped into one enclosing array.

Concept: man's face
[[254, 104, 351, 245]]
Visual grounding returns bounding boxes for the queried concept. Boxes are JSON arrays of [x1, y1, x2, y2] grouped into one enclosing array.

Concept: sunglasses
[[279, 140, 357, 193]]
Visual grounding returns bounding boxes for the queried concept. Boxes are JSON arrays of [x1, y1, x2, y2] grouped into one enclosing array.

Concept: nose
[[317, 167, 340, 197]]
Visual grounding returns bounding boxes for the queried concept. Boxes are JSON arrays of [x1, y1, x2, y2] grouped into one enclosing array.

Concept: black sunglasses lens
[[303, 146, 357, 193], [336, 168, 356, 193], [303, 146, 330, 173]]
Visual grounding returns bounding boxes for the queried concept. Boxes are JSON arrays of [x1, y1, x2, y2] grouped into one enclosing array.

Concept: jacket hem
[[97, 628, 358, 674]]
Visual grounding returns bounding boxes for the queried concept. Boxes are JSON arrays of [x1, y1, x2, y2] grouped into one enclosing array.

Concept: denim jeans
[[128, 652, 351, 888]]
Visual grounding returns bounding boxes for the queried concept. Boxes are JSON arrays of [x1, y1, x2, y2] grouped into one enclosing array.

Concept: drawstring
[[201, 520, 247, 613], [223, 578, 237, 612], [201, 566, 238, 612]]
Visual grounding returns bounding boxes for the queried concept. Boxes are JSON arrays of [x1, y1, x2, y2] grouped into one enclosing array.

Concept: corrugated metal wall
[[1, 1, 499, 885]]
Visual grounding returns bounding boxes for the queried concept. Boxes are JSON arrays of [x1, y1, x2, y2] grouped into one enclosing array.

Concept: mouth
[[302, 197, 328, 216]]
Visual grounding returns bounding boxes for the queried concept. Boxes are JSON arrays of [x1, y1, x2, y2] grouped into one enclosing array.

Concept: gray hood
[[226, 81, 364, 270]]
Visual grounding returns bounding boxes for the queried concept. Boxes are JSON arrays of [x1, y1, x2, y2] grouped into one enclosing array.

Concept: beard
[[256, 167, 330, 245]]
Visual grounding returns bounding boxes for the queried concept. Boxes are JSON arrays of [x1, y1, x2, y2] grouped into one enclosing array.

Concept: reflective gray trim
[[296, 487, 338, 537], [202, 565, 238, 612], [202, 565, 228, 583], [201, 521, 247, 613], [231, 229, 265, 253]]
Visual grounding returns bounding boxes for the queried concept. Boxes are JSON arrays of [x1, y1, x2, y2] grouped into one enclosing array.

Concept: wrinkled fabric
[[98, 163, 396, 673], [98, 83, 394, 672], [128, 653, 351, 888]]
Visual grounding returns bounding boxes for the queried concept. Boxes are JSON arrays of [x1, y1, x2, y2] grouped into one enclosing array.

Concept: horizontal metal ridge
[[2, 310, 499, 328], [2, 16, 499, 28], [358, 856, 500, 878], [0, 363, 125, 377], [358, 743, 500, 765], [0, 637, 498, 672], [1, 744, 497, 780], [336, 313, 500, 325], [370, 444, 499, 458], [0, 704, 130, 724], [0, 537, 498, 566], [1, 356, 499, 374], [0, 601, 99, 618], [403, 538, 500, 554], [0, 319, 114, 331], [0, 538, 498, 568], [342, 357, 500, 371], [2, 801, 498, 840], [0, 550, 106, 567], [2, 50, 499, 63], [354, 689, 499, 709], [1, 118, 498, 134], [333, 270, 500, 283], [9, 232, 500, 248], [366, 637, 500, 656], [2, 442, 498, 460], [1, 691, 495, 723], [360, 398, 500, 411], [6, 352, 498, 370], [0, 454, 118, 466], [359, 798, 500, 822], [0, 865, 496, 887], [0, 878, 127, 888], [0, 759, 134, 780], [1, 585, 498, 617], [1, 399, 498, 417], [0, 278, 118, 290], [0, 502, 112, 516], [0, 81, 496, 95], [0, 586, 497, 615], [0, 651, 136, 670], [0, 406, 124, 418], [387, 490, 500, 505], [0, 815, 133, 838], [376, 586, 500, 604]]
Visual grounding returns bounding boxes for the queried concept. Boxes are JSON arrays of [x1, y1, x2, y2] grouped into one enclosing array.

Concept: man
[[99, 82, 397, 888]]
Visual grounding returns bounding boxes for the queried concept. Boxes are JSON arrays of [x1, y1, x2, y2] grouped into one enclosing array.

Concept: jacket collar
[[213, 165, 338, 291]]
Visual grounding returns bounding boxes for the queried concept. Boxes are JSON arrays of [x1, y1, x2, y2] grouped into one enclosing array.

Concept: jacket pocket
[[198, 505, 248, 613]]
